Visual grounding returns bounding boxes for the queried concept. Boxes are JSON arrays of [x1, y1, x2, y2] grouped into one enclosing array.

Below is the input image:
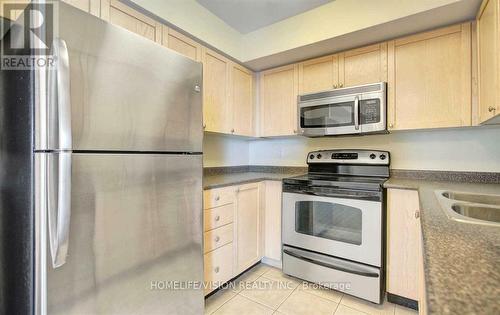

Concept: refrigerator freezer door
[[37, 153, 203, 314], [35, 3, 203, 153]]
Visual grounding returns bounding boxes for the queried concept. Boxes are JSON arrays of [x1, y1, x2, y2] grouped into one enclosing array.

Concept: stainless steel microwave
[[297, 82, 387, 137]]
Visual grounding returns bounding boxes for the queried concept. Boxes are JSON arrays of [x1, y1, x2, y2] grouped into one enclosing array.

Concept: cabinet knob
[[215, 215, 220, 222], [333, 84, 338, 89], [215, 196, 220, 201], [194, 85, 201, 93], [388, 123, 394, 129], [488, 106, 496, 113], [415, 210, 420, 219], [214, 266, 220, 273], [203, 124, 207, 129], [339, 83, 344, 88], [215, 236, 220, 242], [293, 129, 297, 134], [231, 128, 235, 133]]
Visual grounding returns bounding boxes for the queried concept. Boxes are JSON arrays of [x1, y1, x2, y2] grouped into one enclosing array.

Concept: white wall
[[245, 127, 500, 172], [203, 133, 249, 167]]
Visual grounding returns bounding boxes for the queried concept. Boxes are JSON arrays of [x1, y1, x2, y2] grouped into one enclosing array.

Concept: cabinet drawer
[[204, 243, 233, 293], [204, 203, 234, 231], [204, 187, 234, 209], [204, 223, 233, 253]]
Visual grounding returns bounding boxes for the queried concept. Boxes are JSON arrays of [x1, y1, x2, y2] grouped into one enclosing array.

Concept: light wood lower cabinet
[[204, 243, 234, 294], [387, 23, 472, 130], [262, 181, 282, 264], [387, 188, 426, 309], [203, 183, 263, 294], [477, 0, 500, 123], [259, 64, 299, 137], [235, 183, 261, 274]]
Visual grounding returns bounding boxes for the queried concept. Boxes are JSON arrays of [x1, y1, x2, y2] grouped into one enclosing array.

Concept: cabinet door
[[298, 55, 339, 94], [263, 181, 282, 263], [231, 63, 254, 136], [62, 0, 100, 16], [339, 43, 388, 87], [161, 26, 201, 62], [235, 183, 261, 274], [259, 64, 299, 137], [202, 48, 231, 134], [101, 0, 161, 43], [388, 23, 472, 130], [387, 189, 421, 301], [477, 0, 500, 123]]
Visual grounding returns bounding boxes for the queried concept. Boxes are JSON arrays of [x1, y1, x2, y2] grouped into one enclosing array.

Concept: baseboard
[[261, 257, 282, 269], [387, 292, 418, 311]]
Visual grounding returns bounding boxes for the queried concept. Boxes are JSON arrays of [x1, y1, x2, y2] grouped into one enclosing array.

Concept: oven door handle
[[354, 96, 360, 130], [283, 249, 379, 278]]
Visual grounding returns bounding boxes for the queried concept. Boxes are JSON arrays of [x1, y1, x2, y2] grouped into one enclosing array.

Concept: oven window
[[300, 102, 354, 128], [295, 201, 362, 245]]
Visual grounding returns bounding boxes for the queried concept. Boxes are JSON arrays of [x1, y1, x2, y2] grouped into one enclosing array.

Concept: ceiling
[[196, 0, 333, 34]]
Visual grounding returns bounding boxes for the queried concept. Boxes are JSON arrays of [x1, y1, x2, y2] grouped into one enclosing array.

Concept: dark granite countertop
[[384, 178, 500, 315], [203, 166, 307, 189]]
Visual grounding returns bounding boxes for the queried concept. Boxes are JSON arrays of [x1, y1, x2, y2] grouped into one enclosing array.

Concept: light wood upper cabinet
[[202, 48, 231, 134], [235, 183, 261, 274], [477, 0, 500, 123], [101, 0, 161, 43], [387, 188, 422, 302], [161, 26, 201, 61], [387, 23, 472, 130], [340, 43, 388, 87], [62, 0, 100, 16], [231, 63, 254, 136], [298, 55, 339, 94], [259, 64, 299, 137]]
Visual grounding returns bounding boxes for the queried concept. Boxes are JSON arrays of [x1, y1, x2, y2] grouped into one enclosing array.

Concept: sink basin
[[435, 190, 500, 227], [451, 204, 500, 224], [442, 191, 500, 206]]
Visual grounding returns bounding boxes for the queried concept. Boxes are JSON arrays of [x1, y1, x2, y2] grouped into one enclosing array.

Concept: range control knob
[[369, 154, 376, 159], [380, 154, 387, 160], [309, 154, 315, 159], [317, 154, 322, 159]]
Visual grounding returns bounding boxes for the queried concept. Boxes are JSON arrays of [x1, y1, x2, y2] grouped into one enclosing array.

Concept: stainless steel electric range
[[281, 149, 390, 304]]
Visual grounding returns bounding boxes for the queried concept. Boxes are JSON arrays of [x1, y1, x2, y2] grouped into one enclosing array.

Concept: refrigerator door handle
[[48, 38, 72, 150], [47, 153, 72, 268]]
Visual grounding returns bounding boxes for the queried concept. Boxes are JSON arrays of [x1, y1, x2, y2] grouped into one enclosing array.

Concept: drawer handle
[[415, 210, 420, 219], [215, 236, 220, 242], [214, 266, 220, 273], [215, 196, 220, 201], [215, 215, 220, 222]]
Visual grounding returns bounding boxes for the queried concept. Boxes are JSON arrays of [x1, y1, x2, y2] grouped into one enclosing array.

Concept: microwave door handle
[[354, 96, 360, 130]]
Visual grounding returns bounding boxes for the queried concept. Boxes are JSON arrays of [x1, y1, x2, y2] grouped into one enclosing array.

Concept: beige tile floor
[[205, 263, 418, 315]]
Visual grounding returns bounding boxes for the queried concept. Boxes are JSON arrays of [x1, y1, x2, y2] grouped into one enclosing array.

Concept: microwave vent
[[299, 82, 385, 102]]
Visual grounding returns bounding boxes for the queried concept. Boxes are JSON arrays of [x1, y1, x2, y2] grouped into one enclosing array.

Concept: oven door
[[282, 192, 382, 267], [298, 95, 362, 137]]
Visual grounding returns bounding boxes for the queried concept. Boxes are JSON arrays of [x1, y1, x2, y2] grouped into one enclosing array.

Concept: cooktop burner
[[283, 149, 390, 192]]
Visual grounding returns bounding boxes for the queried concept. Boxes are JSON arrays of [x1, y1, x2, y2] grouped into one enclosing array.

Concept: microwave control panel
[[360, 99, 381, 124]]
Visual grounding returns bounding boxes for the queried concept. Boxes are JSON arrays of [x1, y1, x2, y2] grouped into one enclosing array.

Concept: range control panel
[[307, 149, 390, 165]]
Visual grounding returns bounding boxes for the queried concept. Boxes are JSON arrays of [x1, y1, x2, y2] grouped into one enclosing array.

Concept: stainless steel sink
[[451, 204, 500, 224], [435, 190, 500, 227], [442, 191, 500, 205]]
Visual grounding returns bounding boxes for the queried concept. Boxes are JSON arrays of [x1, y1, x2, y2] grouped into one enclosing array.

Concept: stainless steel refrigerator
[[0, 2, 204, 314]]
